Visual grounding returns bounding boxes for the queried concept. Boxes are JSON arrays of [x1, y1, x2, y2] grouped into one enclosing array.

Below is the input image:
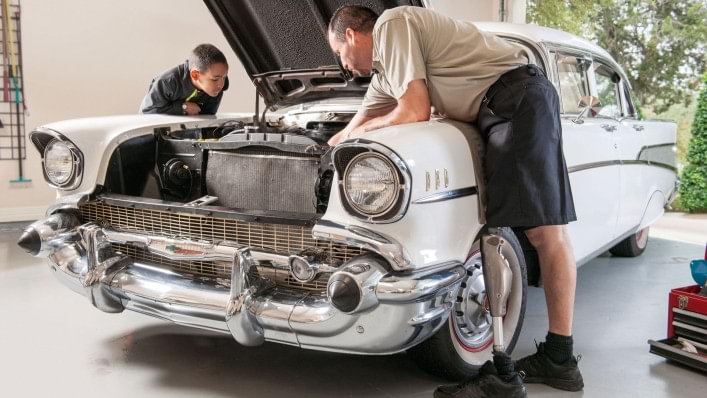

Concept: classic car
[[18, 0, 677, 380]]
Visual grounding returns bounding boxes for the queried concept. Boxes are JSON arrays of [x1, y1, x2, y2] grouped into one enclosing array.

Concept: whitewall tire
[[407, 227, 528, 380]]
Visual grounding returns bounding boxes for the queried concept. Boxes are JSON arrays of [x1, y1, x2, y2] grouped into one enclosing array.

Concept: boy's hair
[[328, 5, 379, 41], [189, 44, 228, 72]]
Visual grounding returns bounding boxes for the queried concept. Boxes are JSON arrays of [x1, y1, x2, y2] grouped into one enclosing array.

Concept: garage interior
[[0, 1, 705, 397]]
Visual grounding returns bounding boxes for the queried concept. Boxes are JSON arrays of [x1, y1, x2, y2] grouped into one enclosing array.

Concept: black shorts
[[477, 64, 577, 228]]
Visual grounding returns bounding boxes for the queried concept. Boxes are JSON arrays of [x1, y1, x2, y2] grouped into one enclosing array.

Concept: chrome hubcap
[[452, 251, 493, 349]]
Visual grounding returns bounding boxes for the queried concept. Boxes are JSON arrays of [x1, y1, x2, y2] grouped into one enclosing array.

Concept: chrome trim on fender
[[413, 186, 478, 204], [313, 219, 412, 271], [377, 262, 466, 302], [622, 160, 677, 172], [568, 160, 621, 173], [567, 159, 677, 174]]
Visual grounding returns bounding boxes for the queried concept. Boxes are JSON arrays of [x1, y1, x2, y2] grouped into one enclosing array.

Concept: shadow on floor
[[102, 324, 446, 398]]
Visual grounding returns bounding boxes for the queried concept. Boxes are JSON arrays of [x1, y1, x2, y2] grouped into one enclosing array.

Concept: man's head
[[328, 6, 378, 77], [188, 44, 229, 97]]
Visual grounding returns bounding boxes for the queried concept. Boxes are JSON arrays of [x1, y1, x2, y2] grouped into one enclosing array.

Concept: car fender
[[322, 119, 485, 270]]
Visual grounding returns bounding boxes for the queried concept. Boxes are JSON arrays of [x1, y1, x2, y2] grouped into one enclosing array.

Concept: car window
[[593, 62, 621, 119], [553, 52, 591, 114]]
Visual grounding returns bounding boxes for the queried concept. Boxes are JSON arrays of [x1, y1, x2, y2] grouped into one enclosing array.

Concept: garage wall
[[0, 0, 254, 221]]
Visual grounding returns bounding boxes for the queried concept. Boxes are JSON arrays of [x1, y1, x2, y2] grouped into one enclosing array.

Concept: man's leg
[[525, 225, 575, 336], [514, 224, 584, 391]]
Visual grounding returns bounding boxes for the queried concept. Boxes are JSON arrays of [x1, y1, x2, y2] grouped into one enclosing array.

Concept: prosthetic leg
[[480, 229, 513, 353], [433, 229, 527, 397], [481, 228, 523, 385]]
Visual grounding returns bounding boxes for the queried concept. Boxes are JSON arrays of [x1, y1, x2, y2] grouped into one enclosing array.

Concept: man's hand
[[328, 126, 368, 146], [328, 130, 349, 146], [184, 102, 201, 115], [327, 113, 376, 146]]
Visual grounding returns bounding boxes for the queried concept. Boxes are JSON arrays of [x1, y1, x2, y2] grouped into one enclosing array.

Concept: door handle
[[632, 124, 644, 131], [600, 124, 617, 132]]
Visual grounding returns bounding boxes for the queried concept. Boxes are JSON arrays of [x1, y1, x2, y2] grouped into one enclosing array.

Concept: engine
[[102, 113, 349, 215]]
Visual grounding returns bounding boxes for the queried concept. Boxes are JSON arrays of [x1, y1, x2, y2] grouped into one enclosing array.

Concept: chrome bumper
[[38, 220, 464, 355]]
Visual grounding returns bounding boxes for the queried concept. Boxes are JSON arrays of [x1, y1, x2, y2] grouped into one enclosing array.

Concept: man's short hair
[[189, 44, 228, 72], [328, 5, 379, 42]]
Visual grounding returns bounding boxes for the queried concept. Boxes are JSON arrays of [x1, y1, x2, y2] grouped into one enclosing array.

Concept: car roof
[[473, 22, 614, 61]]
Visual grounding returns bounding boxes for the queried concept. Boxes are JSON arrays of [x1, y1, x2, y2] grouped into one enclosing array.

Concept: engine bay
[[102, 111, 354, 215]]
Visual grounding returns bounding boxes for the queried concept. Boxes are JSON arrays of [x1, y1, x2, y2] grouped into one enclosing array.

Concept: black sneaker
[[514, 342, 584, 391], [434, 361, 527, 398]]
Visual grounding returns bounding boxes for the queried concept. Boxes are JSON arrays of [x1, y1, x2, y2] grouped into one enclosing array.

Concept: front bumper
[[39, 220, 464, 355]]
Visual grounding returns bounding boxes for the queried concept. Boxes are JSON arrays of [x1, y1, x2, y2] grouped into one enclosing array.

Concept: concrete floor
[[1, 225, 706, 397]]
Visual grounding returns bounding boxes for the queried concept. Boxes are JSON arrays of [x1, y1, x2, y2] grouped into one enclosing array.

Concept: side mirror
[[573, 96, 601, 124]]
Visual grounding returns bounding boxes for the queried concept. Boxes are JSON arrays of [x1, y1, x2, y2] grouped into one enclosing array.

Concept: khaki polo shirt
[[362, 6, 528, 122]]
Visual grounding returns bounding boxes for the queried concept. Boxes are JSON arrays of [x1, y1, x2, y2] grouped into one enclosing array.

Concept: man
[[327, 5, 583, 397], [139, 44, 229, 115]]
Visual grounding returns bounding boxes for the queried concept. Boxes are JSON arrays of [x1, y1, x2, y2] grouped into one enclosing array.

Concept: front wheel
[[407, 227, 528, 380]]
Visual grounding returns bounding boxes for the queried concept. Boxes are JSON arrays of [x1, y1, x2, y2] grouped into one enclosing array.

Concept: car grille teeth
[[80, 200, 365, 293]]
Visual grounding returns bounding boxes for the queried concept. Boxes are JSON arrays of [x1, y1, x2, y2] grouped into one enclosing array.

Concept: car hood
[[203, 0, 422, 109]]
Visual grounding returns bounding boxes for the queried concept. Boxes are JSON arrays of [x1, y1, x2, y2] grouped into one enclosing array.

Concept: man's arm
[[328, 79, 430, 146], [355, 79, 430, 134]]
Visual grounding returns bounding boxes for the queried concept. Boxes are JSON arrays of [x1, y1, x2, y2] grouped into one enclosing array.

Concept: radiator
[[206, 149, 320, 214]]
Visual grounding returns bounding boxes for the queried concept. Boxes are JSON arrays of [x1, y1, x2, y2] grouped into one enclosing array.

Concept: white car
[[19, 1, 676, 379]]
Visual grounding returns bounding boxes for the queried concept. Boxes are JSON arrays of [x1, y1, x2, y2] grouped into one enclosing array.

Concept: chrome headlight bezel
[[40, 136, 83, 190], [343, 152, 401, 217], [334, 141, 411, 224]]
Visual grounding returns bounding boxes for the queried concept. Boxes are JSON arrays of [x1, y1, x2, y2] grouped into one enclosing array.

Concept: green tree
[[527, 0, 707, 113], [679, 75, 707, 212]]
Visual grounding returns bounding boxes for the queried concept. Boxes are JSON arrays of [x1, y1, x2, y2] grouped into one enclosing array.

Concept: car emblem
[[165, 244, 204, 256]]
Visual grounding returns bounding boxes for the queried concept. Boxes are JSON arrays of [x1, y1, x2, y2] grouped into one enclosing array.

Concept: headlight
[[44, 139, 77, 187], [343, 153, 400, 216]]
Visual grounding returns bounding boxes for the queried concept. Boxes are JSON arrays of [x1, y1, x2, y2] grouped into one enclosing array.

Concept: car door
[[548, 50, 621, 262], [616, 77, 678, 235]]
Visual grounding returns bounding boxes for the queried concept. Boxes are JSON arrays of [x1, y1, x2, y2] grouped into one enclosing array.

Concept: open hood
[[204, 0, 423, 109]]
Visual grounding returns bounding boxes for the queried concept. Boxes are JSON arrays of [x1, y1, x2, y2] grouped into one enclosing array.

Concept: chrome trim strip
[[568, 159, 677, 174], [409, 302, 453, 325], [622, 160, 677, 172], [313, 219, 412, 271], [413, 186, 478, 204], [636, 143, 674, 158], [377, 263, 465, 302], [568, 160, 620, 173]]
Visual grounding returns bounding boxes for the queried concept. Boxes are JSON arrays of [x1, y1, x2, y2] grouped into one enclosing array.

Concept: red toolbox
[[649, 285, 707, 372]]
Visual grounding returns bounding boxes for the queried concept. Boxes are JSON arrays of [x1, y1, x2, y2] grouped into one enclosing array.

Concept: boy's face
[[191, 62, 228, 97]]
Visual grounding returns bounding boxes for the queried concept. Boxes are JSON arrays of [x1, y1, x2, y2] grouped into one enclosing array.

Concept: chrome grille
[[81, 200, 364, 292], [111, 243, 231, 278], [79, 201, 363, 263], [111, 243, 329, 292]]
